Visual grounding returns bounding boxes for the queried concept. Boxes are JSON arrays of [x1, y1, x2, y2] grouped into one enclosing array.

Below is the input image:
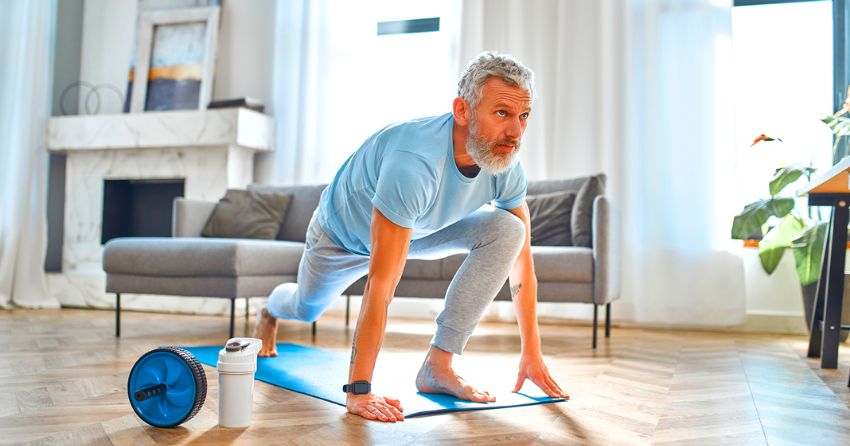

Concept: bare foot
[[415, 354, 496, 403], [253, 306, 279, 357]]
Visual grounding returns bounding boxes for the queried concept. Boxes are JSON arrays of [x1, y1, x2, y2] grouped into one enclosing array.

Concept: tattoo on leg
[[510, 283, 523, 298]]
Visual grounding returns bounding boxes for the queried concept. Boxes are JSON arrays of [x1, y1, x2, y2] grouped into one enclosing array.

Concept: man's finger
[[371, 405, 390, 422], [545, 374, 568, 398], [376, 403, 397, 422], [378, 401, 400, 420], [547, 377, 568, 398], [386, 403, 405, 421], [513, 373, 525, 392], [535, 376, 558, 397], [384, 396, 404, 412]]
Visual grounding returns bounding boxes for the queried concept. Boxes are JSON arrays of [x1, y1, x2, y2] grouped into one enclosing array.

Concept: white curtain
[[0, 0, 58, 309], [622, 0, 744, 326], [459, 0, 624, 183], [269, 0, 334, 185], [461, 0, 746, 325]]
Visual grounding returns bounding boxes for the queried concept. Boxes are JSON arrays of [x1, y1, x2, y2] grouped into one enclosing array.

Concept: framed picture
[[129, 6, 220, 113]]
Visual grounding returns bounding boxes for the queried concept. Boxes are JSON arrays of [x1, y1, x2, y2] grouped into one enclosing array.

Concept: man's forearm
[[349, 278, 395, 383], [506, 203, 544, 358], [510, 265, 541, 357]]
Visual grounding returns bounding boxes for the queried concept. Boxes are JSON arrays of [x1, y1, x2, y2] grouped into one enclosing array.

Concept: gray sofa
[[103, 176, 620, 347]]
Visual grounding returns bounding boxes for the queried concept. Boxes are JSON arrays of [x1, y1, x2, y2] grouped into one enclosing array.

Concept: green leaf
[[822, 116, 850, 136], [731, 198, 795, 240], [758, 214, 806, 275], [790, 221, 827, 285], [768, 166, 817, 196]]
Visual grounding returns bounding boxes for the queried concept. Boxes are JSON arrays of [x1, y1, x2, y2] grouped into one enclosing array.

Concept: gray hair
[[457, 51, 535, 111]]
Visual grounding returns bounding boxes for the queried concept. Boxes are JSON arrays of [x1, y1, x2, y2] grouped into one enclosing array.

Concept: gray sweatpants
[[266, 206, 526, 355]]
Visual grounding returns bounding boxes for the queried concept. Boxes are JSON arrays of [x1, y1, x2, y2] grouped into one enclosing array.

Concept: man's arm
[[508, 203, 569, 398], [346, 208, 412, 422]]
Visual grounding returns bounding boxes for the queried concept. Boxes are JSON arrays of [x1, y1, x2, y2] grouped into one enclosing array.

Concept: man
[[254, 52, 568, 423]]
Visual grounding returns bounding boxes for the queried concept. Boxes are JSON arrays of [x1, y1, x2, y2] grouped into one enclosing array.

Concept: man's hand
[[513, 353, 569, 399], [346, 393, 405, 422]]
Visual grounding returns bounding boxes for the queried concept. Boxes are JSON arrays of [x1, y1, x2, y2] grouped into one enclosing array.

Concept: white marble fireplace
[[45, 108, 273, 314]]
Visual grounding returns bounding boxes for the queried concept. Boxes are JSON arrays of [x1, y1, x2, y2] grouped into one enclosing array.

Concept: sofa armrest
[[592, 195, 621, 305], [172, 198, 217, 237]]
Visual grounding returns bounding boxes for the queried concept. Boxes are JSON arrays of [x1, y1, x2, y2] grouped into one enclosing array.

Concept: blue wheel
[[128, 347, 207, 428]]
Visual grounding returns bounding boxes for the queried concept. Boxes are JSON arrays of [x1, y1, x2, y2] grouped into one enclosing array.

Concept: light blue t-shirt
[[318, 113, 527, 256]]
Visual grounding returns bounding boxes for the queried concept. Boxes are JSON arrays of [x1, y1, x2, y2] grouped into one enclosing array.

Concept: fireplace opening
[[101, 179, 185, 244]]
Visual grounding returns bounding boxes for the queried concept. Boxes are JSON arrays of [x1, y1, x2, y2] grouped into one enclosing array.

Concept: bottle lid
[[217, 337, 262, 373]]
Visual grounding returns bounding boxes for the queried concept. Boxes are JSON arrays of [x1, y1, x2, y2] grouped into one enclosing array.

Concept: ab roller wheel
[[128, 347, 207, 428]]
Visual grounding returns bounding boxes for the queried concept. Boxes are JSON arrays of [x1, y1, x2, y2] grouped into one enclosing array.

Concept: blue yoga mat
[[185, 343, 566, 417]]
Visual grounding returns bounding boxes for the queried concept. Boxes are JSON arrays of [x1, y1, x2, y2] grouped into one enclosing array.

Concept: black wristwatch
[[342, 380, 371, 394]]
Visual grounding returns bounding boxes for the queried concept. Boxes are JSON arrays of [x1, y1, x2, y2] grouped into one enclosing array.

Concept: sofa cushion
[[439, 246, 592, 282], [103, 237, 304, 277], [531, 246, 593, 282], [201, 189, 293, 240], [248, 184, 327, 242], [526, 190, 575, 246], [571, 175, 605, 247]]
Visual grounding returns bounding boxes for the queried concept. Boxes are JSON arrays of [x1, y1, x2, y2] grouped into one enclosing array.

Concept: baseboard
[[732, 311, 809, 335]]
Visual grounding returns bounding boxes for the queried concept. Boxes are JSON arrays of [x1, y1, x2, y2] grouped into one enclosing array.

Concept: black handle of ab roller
[[134, 383, 167, 401]]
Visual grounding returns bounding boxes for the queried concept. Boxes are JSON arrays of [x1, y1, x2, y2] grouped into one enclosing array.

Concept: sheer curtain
[[461, 0, 745, 325], [622, 0, 744, 325], [269, 0, 334, 185], [0, 0, 58, 309]]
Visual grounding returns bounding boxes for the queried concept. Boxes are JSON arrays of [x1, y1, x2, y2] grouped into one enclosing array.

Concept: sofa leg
[[229, 298, 235, 339], [345, 294, 351, 328], [115, 293, 121, 338], [245, 297, 250, 321], [311, 321, 317, 337], [605, 303, 611, 338], [592, 304, 598, 349]]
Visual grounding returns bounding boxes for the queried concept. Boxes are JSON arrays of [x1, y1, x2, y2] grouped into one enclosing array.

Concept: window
[[732, 0, 833, 210]]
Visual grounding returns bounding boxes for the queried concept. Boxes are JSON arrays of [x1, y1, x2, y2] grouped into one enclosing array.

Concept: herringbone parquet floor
[[1, 307, 848, 445]]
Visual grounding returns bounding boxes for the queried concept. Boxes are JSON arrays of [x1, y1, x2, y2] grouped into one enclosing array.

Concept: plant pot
[[801, 280, 850, 342]]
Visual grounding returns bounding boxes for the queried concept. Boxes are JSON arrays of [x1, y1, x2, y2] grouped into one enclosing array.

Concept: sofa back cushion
[[527, 174, 606, 247], [248, 184, 327, 242], [201, 189, 293, 240], [525, 190, 576, 246]]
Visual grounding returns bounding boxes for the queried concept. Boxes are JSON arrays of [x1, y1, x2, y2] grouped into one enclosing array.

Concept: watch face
[[353, 381, 369, 394]]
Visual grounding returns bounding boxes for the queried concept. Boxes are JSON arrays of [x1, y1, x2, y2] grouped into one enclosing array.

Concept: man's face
[[466, 77, 532, 174]]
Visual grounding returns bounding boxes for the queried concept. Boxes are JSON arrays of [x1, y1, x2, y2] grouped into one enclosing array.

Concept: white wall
[[212, 0, 276, 106], [740, 246, 850, 334], [741, 246, 808, 334], [79, 0, 275, 114]]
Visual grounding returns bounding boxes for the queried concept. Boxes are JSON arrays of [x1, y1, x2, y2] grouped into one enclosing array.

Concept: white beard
[[466, 118, 521, 175]]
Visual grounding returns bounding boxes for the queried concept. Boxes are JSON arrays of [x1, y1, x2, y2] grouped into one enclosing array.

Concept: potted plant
[[731, 154, 825, 329], [732, 94, 850, 331]]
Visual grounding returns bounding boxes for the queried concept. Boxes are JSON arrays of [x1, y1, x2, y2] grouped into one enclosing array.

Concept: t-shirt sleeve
[[371, 150, 437, 228], [491, 163, 528, 210]]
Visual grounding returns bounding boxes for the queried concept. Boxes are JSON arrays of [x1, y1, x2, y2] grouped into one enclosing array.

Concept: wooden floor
[[1, 308, 849, 446]]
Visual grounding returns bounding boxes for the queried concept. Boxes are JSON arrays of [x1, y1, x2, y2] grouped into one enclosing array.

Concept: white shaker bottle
[[217, 337, 262, 428]]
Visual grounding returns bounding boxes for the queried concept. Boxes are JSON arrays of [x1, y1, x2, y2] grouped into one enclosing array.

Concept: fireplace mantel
[[47, 108, 273, 152], [46, 108, 274, 314]]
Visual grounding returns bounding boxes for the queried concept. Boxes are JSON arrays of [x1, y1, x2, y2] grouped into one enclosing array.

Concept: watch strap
[[342, 380, 371, 394]]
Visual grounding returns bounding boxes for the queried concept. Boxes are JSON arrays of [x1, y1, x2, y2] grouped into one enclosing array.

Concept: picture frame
[[129, 6, 220, 113]]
